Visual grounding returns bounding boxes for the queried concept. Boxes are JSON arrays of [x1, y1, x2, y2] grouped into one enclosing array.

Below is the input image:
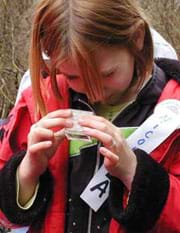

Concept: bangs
[[41, 26, 104, 103], [70, 44, 104, 102]]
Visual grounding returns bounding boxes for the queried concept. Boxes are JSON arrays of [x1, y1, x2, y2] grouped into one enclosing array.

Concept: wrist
[[17, 164, 39, 206], [116, 152, 137, 191]]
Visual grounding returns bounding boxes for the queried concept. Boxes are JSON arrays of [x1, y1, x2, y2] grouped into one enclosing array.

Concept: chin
[[102, 99, 117, 105], [91, 94, 123, 105], [102, 95, 121, 105]]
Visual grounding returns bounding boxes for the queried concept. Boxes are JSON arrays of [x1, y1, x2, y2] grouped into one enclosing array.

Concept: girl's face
[[60, 46, 135, 105]]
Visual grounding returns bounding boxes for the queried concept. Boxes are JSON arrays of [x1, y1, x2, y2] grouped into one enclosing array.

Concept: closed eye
[[103, 71, 114, 78], [101, 67, 117, 79], [64, 74, 79, 81]]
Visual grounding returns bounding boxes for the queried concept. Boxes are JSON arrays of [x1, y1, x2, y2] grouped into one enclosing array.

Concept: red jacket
[[110, 79, 180, 233], [0, 76, 180, 233]]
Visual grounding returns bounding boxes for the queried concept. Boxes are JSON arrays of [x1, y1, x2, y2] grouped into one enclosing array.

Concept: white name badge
[[80, 165, 110, 212], [154, 99, 180, 125], [127, 107, 180, 153], [81, 99, 180, 211]]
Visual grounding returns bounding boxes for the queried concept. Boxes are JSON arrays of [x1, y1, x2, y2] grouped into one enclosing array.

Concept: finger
[[45, 109, 72, 119], [79, 115, 107, 123], [99, 147, 119, 167], [29, 128, 54, 144], [28, 141, 53, 154], [83, 127, 115, 148], [34, 118, 73, 130], [78, 117, 114, 135], [54, 128, 65, 138], [78, 116, 110, 127], [80, 119, 108, 132]]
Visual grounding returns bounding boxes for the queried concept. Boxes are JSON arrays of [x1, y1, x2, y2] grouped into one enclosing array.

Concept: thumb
[[54, 129, 66, 146]]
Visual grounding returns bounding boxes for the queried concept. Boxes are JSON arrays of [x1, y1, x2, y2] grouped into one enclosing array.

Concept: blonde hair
[[29, 0, 153, 117]]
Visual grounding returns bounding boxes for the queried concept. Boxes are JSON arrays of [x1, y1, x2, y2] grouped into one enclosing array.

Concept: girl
[[0, 0, 180, 232]]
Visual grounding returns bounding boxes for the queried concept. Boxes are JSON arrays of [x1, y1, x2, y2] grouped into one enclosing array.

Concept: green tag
[[69, 127, 137, 157], [121, 127, 138, 138], [69, 139, 97, 157]]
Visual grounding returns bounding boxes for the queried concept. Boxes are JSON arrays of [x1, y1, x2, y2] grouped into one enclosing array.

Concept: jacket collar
[[136, 63, 167, 105]]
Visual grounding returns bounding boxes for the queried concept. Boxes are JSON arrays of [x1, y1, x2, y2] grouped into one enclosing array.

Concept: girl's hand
[[78, 115, 137, 190], [17, 109, 73, 205], [18, 109, 73, 188]]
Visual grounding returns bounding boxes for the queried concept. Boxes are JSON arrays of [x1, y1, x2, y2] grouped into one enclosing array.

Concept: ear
[[133, 24, 145, 51]]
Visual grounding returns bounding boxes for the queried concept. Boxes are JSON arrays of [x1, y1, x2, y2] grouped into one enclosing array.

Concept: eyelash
[[65, 72, 114, 80], [104, 71, 114, 78], [65, 75, 78, 80]]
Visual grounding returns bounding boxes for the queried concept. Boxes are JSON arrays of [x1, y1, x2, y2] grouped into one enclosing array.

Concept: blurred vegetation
[[0, 0, 34, 118], [0, 0, 180, 119], [140, 0, 180, 56]]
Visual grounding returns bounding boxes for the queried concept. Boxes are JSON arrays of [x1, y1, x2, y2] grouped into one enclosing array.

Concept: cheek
[[104, 73, 133, 91], [120, 70, 134, 88], [110, 65, 134, 90]]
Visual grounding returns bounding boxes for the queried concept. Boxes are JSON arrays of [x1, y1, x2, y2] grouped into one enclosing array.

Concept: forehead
[[95, 46, 132, 70]]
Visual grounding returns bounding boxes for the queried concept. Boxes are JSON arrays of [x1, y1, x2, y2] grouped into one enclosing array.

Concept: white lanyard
[[80, 99, 180, 212]]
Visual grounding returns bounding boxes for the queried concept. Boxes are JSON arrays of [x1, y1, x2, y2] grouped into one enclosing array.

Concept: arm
[[109, 134, 180, 232], [0, 93, 72, 227], [109, 149, 169, 232], [0, 151, 53, 226], [0, 96, 53, 227]]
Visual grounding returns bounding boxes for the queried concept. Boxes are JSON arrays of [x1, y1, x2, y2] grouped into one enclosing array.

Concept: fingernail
[[100, 147, 108, 154]]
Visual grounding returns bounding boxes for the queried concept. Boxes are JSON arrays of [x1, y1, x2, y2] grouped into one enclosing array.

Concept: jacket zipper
[[87, 144, 101, 233], [77, 98, 134, 233], [77, 98, 99, 233]]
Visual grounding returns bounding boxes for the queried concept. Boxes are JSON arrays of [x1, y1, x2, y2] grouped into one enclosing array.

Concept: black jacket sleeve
[[108, 149, 169, 233], [0, 151, 53, 226]]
